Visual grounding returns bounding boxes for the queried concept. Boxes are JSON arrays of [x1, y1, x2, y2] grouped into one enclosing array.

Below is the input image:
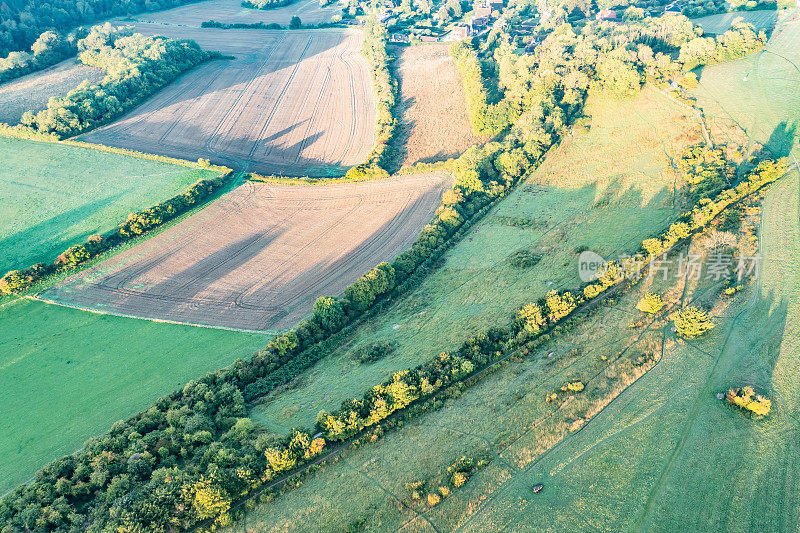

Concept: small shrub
[[507, 249, 543, 269], [673, 306, 715, 338], [427, 493, 440, 506], [726, 386, 771, 417], [636, 293, 665, 314], [352, 342, 397, 364]]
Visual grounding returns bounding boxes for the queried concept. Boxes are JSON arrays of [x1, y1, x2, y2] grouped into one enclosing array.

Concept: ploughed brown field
[[132, 0, 340, 28], [0, 59, 103, 125], [391, 43, 488, 167], [79, 27, 376, 177], [40, 174, 448, 331]]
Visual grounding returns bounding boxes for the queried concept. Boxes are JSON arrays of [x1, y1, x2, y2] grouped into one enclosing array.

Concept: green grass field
[[0, 137, 219, 274], [248, 86, 699, 435], [691, 9, 779, 34], [692, 10, 800, 159], [0, 298, 269, 495], [451, 166, 800, 532]]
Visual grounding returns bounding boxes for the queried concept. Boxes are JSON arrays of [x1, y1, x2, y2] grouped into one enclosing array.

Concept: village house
[[595, 8, 618, 21]]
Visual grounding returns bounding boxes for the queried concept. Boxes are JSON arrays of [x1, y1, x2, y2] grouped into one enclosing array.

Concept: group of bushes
[[17, 24, 216, 138], [678, 20, 767, 70], [0, 176, 228, 295], [346, 17, 397, 180], [725, 386, 771, 417]]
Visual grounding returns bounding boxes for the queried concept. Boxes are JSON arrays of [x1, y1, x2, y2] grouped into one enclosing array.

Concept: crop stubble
[[41, 174, 447, 331], [79, 27, 376, 177]]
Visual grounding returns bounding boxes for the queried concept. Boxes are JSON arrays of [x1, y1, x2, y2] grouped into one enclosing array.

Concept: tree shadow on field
[[0, 191, 127, 274], [78, 30, 368, 177], [763, 121, 797, 159]]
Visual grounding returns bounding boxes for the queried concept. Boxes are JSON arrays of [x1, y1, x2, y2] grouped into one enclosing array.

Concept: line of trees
[[15, 24, 216, 138], [678, 19, 767, 70], [0, 175, 229, 295], [240, 0, 298, 8], [346, 17, 397, 180]]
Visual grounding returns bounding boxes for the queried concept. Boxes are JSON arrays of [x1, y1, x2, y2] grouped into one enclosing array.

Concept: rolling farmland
[[392, 43, 489, 167], [41, 174, 447, 331], [0, 59, 103, 125], [78, 27, 376, 177], [132, 0, 340, 27]]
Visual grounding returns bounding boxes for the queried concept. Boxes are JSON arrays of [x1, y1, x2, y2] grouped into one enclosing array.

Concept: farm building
[[596, 8, 618, 20], [390, 33, 410, 43]]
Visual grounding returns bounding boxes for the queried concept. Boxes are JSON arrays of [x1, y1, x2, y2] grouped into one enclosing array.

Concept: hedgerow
[[0, 175, 231, 295]]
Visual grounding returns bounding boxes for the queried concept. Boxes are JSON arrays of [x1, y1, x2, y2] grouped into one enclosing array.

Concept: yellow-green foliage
[[726, 386, 771, 417], [545, 290, 577, 322], [673, 306, 715, 338], [636, 293, 665, 314], [562, 381, 585, 392], [516, 302, 546, 334]]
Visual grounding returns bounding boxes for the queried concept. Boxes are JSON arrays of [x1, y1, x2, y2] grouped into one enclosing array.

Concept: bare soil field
[[391, 43, 488, 167], [41, 174, 447, 331], [131, 0, 340, 27], [79, 27, 376, 177], [0, 59, 103, 124]]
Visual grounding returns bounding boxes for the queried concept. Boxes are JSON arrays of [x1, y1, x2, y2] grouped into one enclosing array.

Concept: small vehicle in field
[[532, 484, 544, 493]]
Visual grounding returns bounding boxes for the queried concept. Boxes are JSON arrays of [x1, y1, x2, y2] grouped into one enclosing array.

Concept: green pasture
[[0, 298, 269, 495], [225, 166, 796, 533], [453, 166, 800, 532], [249, 86, 697, 434], [226, 218, 689, 532], [0, 137, 219, 274], [692, 11, 800, 160], [691, 9, 779, 34]]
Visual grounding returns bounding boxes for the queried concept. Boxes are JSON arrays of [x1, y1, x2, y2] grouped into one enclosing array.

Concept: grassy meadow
[[222, 15, 800, 531], [248, 86, 700, 435], [453, 166, 800, 532], [0, 137, 219, 274], [0, 298, 269, 494], [692, 10, 800, 160]]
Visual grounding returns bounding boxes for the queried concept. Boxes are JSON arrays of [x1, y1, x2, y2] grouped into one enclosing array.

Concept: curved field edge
[[39, 174, 449, 332]]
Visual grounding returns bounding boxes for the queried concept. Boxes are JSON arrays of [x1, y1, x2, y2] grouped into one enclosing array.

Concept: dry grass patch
[[392, 43, 490, 167]]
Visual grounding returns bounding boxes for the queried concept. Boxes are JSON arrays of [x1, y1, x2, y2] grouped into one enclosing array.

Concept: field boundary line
[[27, 295, 276, 335]]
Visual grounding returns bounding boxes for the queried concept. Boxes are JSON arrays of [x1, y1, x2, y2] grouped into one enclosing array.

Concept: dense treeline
[[0, 0, 199, 57], [0, 14, 780, 531], [451, 43, 514, 136], [346, 17, 397, 179], [0, 175, 229, 295], [17, 24, 215, 137], [0, 29, 76, 84]]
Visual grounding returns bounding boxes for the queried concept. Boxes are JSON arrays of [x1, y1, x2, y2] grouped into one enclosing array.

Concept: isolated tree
[[290, 16, 302, 28]]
